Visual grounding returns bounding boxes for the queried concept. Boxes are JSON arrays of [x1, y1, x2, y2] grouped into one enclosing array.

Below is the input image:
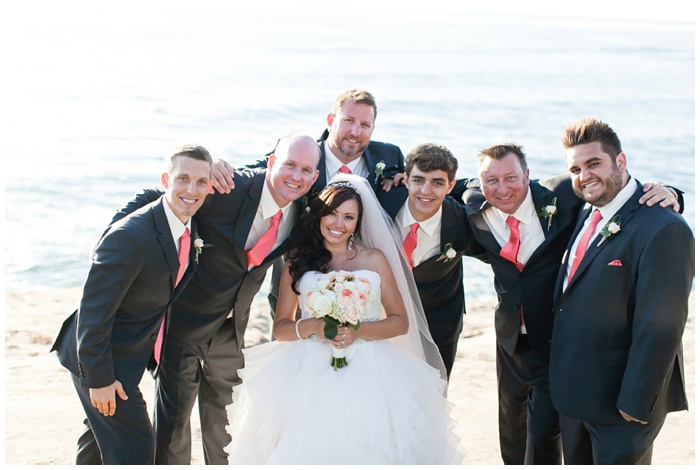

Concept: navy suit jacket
[[550, 181, 694, 424], [463, 175, 582, 363], [111, 170, 303, 348], [51, 197, 196, 390]]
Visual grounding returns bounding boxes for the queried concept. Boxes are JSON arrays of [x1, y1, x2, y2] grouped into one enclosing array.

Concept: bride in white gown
[[225, 175, 464, 464]]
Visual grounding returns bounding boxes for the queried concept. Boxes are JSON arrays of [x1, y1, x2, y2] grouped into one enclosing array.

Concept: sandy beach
[[4, 288, 694, 465]]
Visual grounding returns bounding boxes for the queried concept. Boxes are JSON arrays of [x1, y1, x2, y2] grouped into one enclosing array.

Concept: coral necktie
[[247, 210, 283, 268], [500, 216, 524, 271], [155, 227, 190, 365], [402, 222, 420, 268], [339, 165, 351, 174], [568, 209, 603, 282]]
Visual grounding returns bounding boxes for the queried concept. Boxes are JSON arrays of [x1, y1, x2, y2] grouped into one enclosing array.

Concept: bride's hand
[[333, 326, 357, 348]]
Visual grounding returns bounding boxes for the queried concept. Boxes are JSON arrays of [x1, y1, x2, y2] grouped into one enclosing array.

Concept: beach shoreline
[[4, 288, 694, 464]]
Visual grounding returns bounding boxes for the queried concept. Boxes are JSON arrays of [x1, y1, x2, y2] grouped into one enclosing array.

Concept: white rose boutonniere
[[193, 230, 214, 263], [537, 197, 558, 231], [597, 215, 621, 247], [374, 161, 386, 179], [436, 243, 457, 263]]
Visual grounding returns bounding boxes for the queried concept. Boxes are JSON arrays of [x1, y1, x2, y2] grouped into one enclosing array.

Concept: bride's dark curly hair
[[287, 183, 363, 294]]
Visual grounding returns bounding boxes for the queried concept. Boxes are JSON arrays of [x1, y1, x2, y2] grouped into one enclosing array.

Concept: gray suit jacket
[[51, 197, 196, 390], [550, 181, 694, 424]]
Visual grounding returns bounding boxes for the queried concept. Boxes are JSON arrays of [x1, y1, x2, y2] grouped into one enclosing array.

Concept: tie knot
[[410, 222, 420, 234], [506, 216, 519, 229], [272, 210, 283, 222], [339, 165, 351, 174], [181, 227, 190, 241], [591, 209, 603, 224]]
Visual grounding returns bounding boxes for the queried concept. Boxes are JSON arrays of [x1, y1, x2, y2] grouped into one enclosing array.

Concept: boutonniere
[[436, 243, 457, 263], [597, 215, 621, 247], [537, 197, 558, 231], [301, 195, 310, 214], [374, 161, 386, 179], [193, 230, 213, 263]]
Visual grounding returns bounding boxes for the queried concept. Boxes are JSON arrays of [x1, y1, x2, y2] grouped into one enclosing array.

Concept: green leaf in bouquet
[[323, 316, 340, 340]]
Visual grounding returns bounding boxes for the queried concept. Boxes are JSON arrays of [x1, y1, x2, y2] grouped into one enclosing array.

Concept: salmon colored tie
[[247, 210, 283, 268], [339, 165, 351, 174], [402, 222, 419, 269], [568, 209, 603, 282], [500, 216, 524, 271], [155, 227, 190, 365]]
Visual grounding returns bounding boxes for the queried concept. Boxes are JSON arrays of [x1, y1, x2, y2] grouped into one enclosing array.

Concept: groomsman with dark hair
[[378, 143, 487, 377], [550, 117, 693, 464]]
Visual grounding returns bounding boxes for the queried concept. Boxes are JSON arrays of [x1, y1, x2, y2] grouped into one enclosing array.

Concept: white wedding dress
[[224, 270, 465, 464]]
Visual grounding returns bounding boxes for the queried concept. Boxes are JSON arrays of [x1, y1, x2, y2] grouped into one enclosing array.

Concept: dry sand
[[4, 288, 695, 465]]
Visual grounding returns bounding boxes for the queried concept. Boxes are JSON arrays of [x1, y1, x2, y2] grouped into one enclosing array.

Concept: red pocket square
[[608, 260, 623, 266]]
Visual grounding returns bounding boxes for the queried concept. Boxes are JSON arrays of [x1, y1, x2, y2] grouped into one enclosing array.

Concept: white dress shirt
[[324, 140, 370, 180], [163, 197, 193, 271], [482, 187, 545, 267], [396, 200, 443, 267]]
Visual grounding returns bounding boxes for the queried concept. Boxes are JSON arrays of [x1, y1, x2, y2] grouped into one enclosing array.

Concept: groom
[[112, 134, 320, 464], [51, 145, 213, 464]]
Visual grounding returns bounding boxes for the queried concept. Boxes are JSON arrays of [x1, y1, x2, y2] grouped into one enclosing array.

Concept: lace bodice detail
[[297, 270, 382, 322]]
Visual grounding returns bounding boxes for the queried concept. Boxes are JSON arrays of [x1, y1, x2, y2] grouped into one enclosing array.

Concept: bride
[[225, 174, 464, 464]]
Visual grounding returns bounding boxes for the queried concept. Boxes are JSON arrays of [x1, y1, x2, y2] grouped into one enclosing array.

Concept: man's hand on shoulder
[[381, 172, 406, 192], [210, 159, 236, 194], [640, 182, 680, 212]]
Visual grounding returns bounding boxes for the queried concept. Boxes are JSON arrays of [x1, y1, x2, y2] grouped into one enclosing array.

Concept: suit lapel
[[362, 146, 379, 187], [528, 182, 561, 261], [152, 197, 180, 291], [464, 194, 503, 256]]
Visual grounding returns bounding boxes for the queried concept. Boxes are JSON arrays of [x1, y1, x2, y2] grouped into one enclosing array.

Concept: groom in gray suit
[[550, 117, 694, 464], [51, 145, 214, 464]]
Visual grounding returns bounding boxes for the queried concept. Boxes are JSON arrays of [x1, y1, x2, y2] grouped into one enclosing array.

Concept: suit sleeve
[[111, 188, 164, 224], [616, 219, 694, 421], [76, 227, 144, 388]]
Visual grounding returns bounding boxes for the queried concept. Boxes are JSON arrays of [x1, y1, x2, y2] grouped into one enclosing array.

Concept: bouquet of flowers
[[304, 270, 375, 370]]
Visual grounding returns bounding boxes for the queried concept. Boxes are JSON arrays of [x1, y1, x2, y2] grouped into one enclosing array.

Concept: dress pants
[[154, 318, 241, 465], [560, 414, 665, 464], [71, 373, 155, 465], [496, 335, 561, 464]]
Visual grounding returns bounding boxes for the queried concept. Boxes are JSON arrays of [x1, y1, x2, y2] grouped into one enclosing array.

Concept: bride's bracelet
[[295, 319, 303, 340]]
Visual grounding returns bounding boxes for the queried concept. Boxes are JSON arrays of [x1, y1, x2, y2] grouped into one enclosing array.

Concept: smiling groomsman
[[549, 117, 694, 464], [462, 141, 681, 465], [112, 134, 320, 464], [379, 143, 486, 377], [51, 145, 213, 464]]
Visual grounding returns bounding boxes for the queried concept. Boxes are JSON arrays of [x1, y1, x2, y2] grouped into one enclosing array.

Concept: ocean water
[[5, 4, 694, 302]]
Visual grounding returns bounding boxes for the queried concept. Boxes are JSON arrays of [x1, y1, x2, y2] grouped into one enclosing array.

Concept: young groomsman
[[51, 145, 214, 464]]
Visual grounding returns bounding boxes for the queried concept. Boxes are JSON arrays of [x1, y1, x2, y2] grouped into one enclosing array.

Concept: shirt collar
[[592, 175, 637, 220], [399, 199, 443, 238], [491, 186, 538, 227], [162, 196, 191, 241], [324, 139, 362, 175], [261, 178, 292, 220]]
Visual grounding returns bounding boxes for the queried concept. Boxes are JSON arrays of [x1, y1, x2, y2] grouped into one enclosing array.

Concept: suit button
[[151, 334, 157, 340], [236, 297, 240, 303], [559, 308, 565, 312]]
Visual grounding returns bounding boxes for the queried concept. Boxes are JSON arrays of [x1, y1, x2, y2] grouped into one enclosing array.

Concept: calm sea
[[5, 4, 694, 301]]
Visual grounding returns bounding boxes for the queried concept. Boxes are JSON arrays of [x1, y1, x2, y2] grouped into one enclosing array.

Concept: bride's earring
[[347, 232, 355, 253]]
